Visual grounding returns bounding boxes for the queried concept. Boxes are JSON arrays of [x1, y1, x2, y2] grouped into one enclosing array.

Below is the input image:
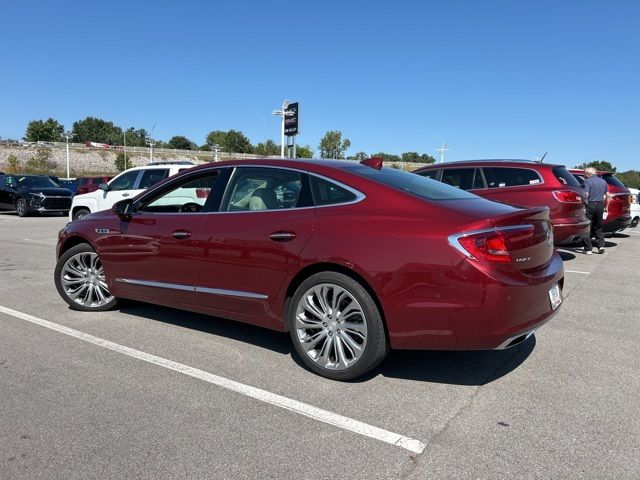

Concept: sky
[[1, 0, 638, 171]]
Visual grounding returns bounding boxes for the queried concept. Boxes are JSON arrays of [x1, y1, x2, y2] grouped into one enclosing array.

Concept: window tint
[[416, 169, 439, 180], [138, 169, 169, 189], [310, 175, 357, 206], [441, 168, 476, 190], [602, 174, 625, 187], [109, 170, 140, 191], [140, 172, 218, 213], [552, 166, 581, 187], [223, 167, 303, 211], [483, 167, 541, 188], [572, 173, 585, 186], [351, 166, 478, 200]]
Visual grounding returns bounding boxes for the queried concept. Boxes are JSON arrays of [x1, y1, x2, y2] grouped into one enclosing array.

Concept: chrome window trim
[[115, 278, 268, 300], [448, 224, 535, 259]]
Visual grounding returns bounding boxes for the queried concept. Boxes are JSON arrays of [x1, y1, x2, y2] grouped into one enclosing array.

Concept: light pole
[[63, 131, 75, 178], [123, 131, 127, 170], [436, 142, 449, 163], [210, 143, 220, 162], [272, 99, 294, 158], [146, 137, 156, 163]]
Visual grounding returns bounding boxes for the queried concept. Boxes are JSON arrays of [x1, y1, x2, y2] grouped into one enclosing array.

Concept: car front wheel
[[16, 198, 29, 217], [73, 208, 90, 221], [289, 272, 388, 381], [54, 243, 118, 311]]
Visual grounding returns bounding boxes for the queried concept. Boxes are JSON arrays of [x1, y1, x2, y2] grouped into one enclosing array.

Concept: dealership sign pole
[[284, 102, 299, 158]]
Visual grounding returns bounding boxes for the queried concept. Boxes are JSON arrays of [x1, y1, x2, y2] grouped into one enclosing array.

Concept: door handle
[[270, 231, 296, 242], [122, 193, 130, 197], [171, 230, 192, 240]]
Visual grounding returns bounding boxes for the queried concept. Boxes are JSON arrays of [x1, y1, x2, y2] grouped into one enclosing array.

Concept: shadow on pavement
[[117, 301, 536, 386], [559, 251, 576, 261]]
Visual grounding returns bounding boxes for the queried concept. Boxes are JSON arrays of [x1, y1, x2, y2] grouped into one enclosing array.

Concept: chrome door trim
[[115, 278, 268, 299]]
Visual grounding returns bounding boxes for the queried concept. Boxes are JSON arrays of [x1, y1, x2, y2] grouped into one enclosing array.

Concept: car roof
[[416, 159, 566, 169]]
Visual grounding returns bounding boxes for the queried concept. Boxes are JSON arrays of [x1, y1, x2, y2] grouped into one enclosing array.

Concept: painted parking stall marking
[[0, 304, 426, 454]]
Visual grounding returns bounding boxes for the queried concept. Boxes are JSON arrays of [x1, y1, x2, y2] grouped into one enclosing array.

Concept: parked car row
[[55, 158, 565, 381]]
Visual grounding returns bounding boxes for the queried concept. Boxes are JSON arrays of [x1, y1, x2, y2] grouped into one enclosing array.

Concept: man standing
[[581, 167, 608, 255]]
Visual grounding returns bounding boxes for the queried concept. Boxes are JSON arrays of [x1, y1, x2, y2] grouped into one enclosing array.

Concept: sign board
[[284, 102, 298, 136]]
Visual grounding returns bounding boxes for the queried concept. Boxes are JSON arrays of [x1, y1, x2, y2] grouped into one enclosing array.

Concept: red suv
[[76, 176, 113, 195], [569, 169, 632, 233], [413, 160, 589, 245], [54, 158, 563, 380]]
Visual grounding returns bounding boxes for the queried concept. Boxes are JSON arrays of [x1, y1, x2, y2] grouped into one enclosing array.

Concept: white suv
[[629, 187, 639, 228], [69, 162, 196, 221]]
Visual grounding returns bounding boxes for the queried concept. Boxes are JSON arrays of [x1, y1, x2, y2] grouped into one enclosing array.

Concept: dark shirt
[[583, 175, 608, 203]]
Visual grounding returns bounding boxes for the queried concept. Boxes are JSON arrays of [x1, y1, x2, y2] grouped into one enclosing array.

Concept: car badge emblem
[[95, 228, 109, 234]]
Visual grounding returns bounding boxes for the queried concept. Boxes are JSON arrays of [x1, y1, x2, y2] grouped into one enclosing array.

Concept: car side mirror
[[99, 183, 109, 191], [113, 199, 134, 221]]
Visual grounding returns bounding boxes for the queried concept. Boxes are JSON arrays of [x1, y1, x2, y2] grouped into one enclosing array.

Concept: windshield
[[17, 176, 60, 188], [349, 165, 479, 200]]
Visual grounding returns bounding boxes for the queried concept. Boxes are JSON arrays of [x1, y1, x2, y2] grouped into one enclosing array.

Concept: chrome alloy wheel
[[295, 283, 368, 371], [60, 252, 113, 308]]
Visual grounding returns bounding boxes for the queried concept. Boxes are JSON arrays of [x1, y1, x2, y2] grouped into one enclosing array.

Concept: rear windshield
[[601, 174, 625, 187], [350, 165, 479, 200], [552, 166, 581, 187]]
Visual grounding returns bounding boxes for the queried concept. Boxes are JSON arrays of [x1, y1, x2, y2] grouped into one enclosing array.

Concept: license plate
[[549, 284, 562, 310]]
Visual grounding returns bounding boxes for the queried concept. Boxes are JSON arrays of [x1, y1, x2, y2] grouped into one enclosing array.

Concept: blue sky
[[1, 0, 638, 170]]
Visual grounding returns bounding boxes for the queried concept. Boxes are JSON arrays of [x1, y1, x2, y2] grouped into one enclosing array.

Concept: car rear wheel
[[632, 217, 639, 228], [54, 243, 118, 311], [73, 208, 90, 221], [289, 272, 388, 381], [16, 198, 29, 217]]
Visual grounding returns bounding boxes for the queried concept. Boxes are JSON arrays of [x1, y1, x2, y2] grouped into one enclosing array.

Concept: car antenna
[[538, 152, 548, 163]]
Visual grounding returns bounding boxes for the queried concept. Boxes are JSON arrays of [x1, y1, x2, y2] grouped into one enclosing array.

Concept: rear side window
[[483, 167, 541, 188], [351, 165, 478, 201], [416, 169, 439, 180], [552, 166, 581, 187], [602, 174, 625, 187], [441, 168, 476, 190], [310, 175, 357, 206], [138, 169, 169, 189]]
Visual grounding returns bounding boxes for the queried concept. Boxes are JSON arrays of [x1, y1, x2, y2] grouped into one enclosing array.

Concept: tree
[[418, 154, 437, 164], [114, 152, 127, 172], [347, 151, 368, 161], [167, 135, 197, 150], [371, 152, 401, 163], [5, 155, 21, 174], [575, 160, 616, 173], [24, 118, 64, 142], [124, 127, 148, 147], [319, 131, 351, 159], [617, 170, 640, 189], [205, 129, 253, 153], [24, 147, 56, 174], [295, 144, 314, 158], [72, 117, 122, 145], [254, 139, 280, 156]]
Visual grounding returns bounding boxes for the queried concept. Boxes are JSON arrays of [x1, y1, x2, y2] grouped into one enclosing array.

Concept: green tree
[[167, 135, 197, 150], [372, 152, 401, 163], [319, 131, 351, 159], [616, 170, 640, 189], [205, 129, 253, 153], [254, 139, 280, 156], [24, 118, 64, 142], [401, 152, 421, 163], [347, 151, 368, 161], [72, 117, 123, 145], [114, 152, 127, 172], [5, 155, 21, 174], [418, 154, 437, 164], [24, 147, 56, 174], [575, 160, 616, 173], [295, 144, 314, 158], [124, 127, 148, 147]]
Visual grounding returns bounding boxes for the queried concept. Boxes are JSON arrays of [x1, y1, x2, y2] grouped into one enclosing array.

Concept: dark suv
[[76, 176, 113, 195], [0, 174, 74, 216], [414, 160, 589, 245], [569, 169, 632, 233]]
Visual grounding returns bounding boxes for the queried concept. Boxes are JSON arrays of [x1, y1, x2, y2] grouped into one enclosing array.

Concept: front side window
[[139, 172, 219, 213], [441, 168, 476, 190], [138, 169, 169, 189], [310, 175, 357, 206], [223, 167, 303, 211], [483, 167, 542, 188], [109, 170, 140, 191]]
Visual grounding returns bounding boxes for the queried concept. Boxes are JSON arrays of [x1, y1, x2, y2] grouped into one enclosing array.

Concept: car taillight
[[452, 225, 535, 263], [552, 190, 582, 203], [196, 188, 210, 198]]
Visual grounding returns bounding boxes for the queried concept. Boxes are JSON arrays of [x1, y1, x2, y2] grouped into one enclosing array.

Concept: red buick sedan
[[54, 158, 564, 380]]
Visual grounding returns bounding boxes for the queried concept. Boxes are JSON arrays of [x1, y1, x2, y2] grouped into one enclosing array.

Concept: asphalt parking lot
[[1, 212, 639, 479]]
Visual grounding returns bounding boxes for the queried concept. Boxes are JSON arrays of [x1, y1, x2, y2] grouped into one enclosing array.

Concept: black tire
[[73, 208, 90, 221], [54, 243, 118, 312], [15, 198, 29, 217], [632, 217, 639, 228], [288, 272, 388, 381]]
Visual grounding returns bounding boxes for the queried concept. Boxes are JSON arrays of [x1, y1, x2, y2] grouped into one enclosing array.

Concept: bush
[[115, 152, 127, 172], [24, 147, 56, 174], [5, 155, 21, 174]]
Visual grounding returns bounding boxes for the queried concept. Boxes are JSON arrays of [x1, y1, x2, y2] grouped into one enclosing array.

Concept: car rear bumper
[[603, 215, 631, 233], [386, 252, 564, 350], [553, 220, 590, 245]]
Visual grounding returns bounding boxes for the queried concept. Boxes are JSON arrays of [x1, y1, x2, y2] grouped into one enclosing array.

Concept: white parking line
[[564, 270, 591, 275], [0, 305, 426, 454]]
